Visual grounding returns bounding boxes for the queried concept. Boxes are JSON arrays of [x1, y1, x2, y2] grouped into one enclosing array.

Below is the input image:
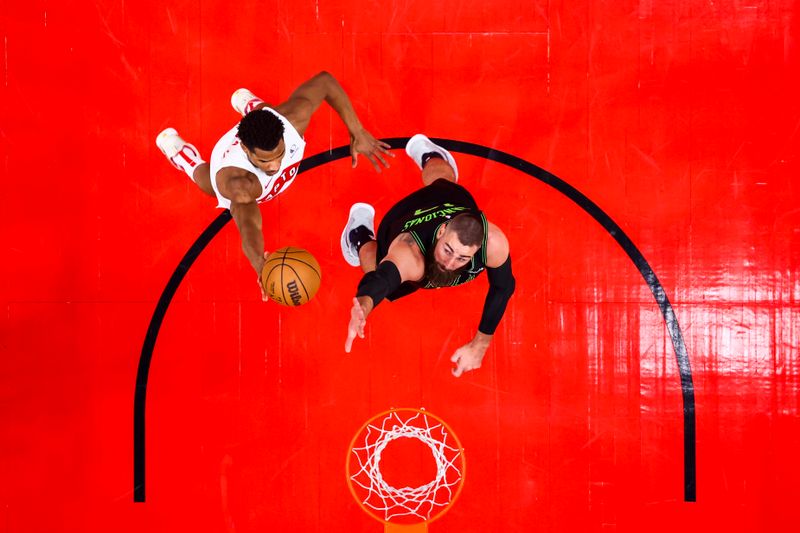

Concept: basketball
[[261, 247, 322, 306]]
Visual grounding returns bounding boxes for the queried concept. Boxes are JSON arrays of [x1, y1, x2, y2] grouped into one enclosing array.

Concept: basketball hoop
[[346, 408, 465, 532]]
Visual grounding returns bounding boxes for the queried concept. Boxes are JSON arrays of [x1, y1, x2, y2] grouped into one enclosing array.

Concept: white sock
[[243, 97, 265, 115], [171, 144, 206, 181]]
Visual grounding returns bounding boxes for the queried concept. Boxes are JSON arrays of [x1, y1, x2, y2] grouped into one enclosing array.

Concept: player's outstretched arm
[[344, 234, 424, 352], [275, 71, 393, 171], [344, 260, 401, 353], [451, 223, 516, 377], [229, 198, 268, 301]]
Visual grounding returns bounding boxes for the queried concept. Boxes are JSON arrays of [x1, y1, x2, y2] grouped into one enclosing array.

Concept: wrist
[[348, 121, 365, 137], [472, 331, 493, 347], [252, 253, 267, 274], [356, 295, 374, 315]]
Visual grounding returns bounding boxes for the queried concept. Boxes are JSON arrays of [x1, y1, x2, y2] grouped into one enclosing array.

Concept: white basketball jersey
[[209, 108, 306, 209]]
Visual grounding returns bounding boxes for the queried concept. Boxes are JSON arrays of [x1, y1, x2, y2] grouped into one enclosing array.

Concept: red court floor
[[1, 1, 799, 531]]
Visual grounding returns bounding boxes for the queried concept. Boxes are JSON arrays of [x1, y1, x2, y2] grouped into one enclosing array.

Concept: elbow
[[229, 191, 256, 206], [495, 275, 516, 298], [502, 277, 516, 299], [316, 70, 334, 83]]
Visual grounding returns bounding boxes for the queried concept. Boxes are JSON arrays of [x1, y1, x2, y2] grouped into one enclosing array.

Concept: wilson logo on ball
[[261, 247, 322, 306]]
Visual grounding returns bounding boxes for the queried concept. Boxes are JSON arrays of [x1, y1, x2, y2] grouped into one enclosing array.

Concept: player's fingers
[[351, 297, 365, 318], [452, 365, 463, 378], [374, 152, 390, 169], [450, 351, 460, 363], [345, 328, 357, 352], [364, 153, 382, 173]]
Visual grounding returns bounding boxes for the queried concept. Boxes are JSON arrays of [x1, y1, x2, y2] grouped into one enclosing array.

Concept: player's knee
[[422, 160, 456, 185]]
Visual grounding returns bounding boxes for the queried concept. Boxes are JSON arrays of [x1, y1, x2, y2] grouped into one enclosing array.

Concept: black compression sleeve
[[356, 261, 402, 307], [478, 255, 516, 335]]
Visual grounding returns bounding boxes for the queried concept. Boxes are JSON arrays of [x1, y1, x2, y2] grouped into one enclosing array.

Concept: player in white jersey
[[155, 71, 393, 300]]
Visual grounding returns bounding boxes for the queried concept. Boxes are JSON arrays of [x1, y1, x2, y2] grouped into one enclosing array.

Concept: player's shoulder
[[485, 221, 510, 268], [386, 232, 426, 282], [390, 232, 425, 259]]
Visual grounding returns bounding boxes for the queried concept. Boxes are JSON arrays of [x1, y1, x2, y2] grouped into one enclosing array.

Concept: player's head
[[425, 213, 484, 286], [238, 110, 286, 176]]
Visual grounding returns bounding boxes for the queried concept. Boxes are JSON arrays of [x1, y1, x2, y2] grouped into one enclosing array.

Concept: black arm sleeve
[[478, 255, 516, 335], [356, 260, 402, 308]]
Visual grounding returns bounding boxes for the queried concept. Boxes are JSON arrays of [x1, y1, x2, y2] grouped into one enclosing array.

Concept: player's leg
[[190, 163, 214, 196], [420, 158, 456, 185], [358, 241, 377, 274], [341, 203, 377, 272], [405, 134, 459, 185], [155, 128, 215, 197]]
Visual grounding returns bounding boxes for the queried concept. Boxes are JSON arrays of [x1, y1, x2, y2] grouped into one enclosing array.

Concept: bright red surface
[[1, 0, 799, 531]]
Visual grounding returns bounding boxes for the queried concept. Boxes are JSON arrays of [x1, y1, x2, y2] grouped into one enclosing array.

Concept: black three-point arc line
[[134, 138, 697, 503]]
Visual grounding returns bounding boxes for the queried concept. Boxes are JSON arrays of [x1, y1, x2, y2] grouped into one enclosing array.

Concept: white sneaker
[[405, 133, 459, 181], [340, 203, 376, 266], [231, 88, 265, 116], [155, 128, 204, 176]]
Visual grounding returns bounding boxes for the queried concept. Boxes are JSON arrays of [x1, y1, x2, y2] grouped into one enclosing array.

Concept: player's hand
[[350, 128, 394, 172], [345, 297, 368, 352], [450, 335, 490, 377], [256, 250, 270, 302]]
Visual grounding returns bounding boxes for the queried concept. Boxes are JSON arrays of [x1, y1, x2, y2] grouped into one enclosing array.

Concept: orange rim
[[345, 407, 466, 527]]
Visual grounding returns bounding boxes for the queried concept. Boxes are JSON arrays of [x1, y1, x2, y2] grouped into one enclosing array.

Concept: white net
[[349, 409, 464, 523]]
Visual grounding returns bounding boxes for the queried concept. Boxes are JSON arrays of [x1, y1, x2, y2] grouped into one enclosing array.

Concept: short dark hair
[[237, 109, 284, 151], [447, 212, 485, 247]]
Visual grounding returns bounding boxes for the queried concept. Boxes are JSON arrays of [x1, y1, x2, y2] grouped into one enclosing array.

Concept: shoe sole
[[231, 88, 249, 115], [340, 203, 376, 267], [156, 128, 178, 153], [405, 134, 459, 181], [156, 128, 180, 158]]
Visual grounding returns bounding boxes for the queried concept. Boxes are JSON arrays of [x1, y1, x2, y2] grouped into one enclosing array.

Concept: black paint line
[[133, 210, 231, 502], [134, 138, 695, 503], [431, 137, 696, 502]]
